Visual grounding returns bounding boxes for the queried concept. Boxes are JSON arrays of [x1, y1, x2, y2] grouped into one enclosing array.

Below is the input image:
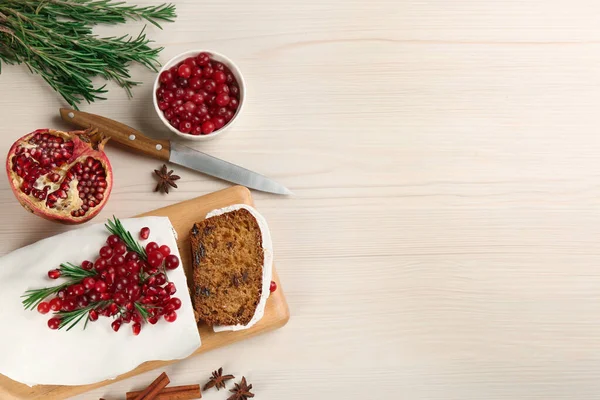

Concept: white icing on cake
[[0, 217, 201, 386], [205, 204, 273, 333]]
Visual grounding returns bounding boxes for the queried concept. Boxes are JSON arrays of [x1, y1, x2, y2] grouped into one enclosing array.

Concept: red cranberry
[[191, 125, 203, 135], [204, 79, 216, 92], [158, 101, 169, 111], [159, 245, 171, 257], [83, 277, 96, 290], [191, 92, 205, 104], [94, 258, 107, 271], [226, 73, 235, 84], [213, 116, 226, 129], [230, 85, 239, 96], [192, 67, 203, 77], [177, 77, 189, 87], [170, 117, 182, 129], [77, 296, 89, 308], [88, 292, 99, 302], [270, 280, 277, 293], [196, 52, 210, 66], [146, 242, 159, 253], [196, 104, 209, 116], [216, 83, 230, 94], [174, 88, 185, 99], [229, 97, 239, 110], [217, 107, 228, 116], [177, 64, 192, 79], [213, 70, 227, 83], [169, 297, 182, 310], [94, 280, 108, 293], [192, 115, 202, 125], [184, 88, 195, 101], [202, 66, 214, 78], [189, 76, 203, 90], [48, 317, 61, 330], [183, 101, 197, 113], [215, 93, 230, 106], [156, 87, 165, 98], [62, 298, 76, 312], [164, 108, 175, 120], [166, 282, 177, 295], [140, 227, 150, 240], [201, 121, 215, 134], [147, 250, 165, 267], [224, 110, 235, 121], [81, 260, 93, 270], [165, 254, 180, 270], [183, 57, 197, 67], [179, 121, 192, 133], [99, 246, 113, 259], [159, 70, 174, 84], [37, 302, 50, 314]]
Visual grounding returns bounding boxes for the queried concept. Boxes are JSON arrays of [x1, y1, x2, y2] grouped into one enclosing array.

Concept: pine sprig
[[0, 0, 176, 108], [105, 216, 147, 259]]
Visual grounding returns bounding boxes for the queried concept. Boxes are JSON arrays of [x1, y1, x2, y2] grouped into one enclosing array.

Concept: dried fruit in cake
[[190, 204, 273, 329]]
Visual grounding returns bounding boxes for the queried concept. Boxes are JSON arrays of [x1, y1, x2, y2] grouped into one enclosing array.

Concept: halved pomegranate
[[6, 128, 113, 224]]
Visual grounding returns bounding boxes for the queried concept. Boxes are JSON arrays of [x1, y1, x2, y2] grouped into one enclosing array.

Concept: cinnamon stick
[[126, 385, 202, 400], [133, 372, 170, 400]]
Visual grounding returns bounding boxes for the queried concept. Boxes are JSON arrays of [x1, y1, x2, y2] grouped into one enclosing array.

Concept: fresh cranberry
[[215, 93, 230, 106], [192, 115, 202, 125], [216, 83, 230, 94], [270, 280, 277, 293], [83, 277, 96, 290], [183, 57, 197, 67], [48, 269, 61, 279], [62, 298, 76, 312], [158, 101, 169, 111], [140, 227, 150, 240], [159, 70, 174, 84], [48, 317, 61, 330], [230, 85, 240, 96], [115, 277, 129, 291], [77, 296, 89, 308], [179, 121, 192, 133], [202, 66, 214, 78], [100, 292, 112, 301], [99, 246, 113, 259], [213, 70, 227, 84], [159, 245, 171, 257], [191, 92, 205, 104], [192, 67, 203, 77], [213, 116, 226, 129], [226, 73, 235, 84], [94, 280, 108, 293], [164, 311, 177, 323], [146, 242, 159, 253], [112, 254, 125, 267], [37, 302, 50, 314], [229, 97, 239, 110], [216, 106, 228, 116], [170, 117, 182, 129], [49, 298, 63, 312], [204, 79, 216, 92], [169, 297, 182, 310], [183, 88, 195, 101], [88, 291, 99, 302], [81, 260, 93, 270], [94, 258, 108, 271], [111, 319, 122, 332], [177, 77, 189, 87], [126, 284, 142, 301], [196, 52, 210, 66], [147, 250, 165, 268], [164, 108, 175, 120], [114, 292, 127, 305], [183, 101, 197, 113], [72, 284, 85, 296], [191, 125, 203, 135], [162, 90, 175, 102], [162, 254, 179, 270], [189, 76, 203, 90], [177, 64, 192, 79], [201, 121, 215, 134], [224, 110, 235, 122], [88, 309, 99, 322], [196, 104, 209, 116], [112, 242, 127, 255], [174, 88, 185, 99]]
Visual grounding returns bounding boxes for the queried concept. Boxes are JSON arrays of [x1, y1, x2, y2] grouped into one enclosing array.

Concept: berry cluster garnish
[[22, 217, 182, 335], [156, 52, 241, 135]]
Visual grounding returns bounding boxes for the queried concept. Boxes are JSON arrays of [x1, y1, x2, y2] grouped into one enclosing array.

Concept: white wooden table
[[3, 0, 600, 398]]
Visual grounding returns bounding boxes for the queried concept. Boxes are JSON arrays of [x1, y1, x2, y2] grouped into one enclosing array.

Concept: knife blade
[[59, 109, 293, 195]]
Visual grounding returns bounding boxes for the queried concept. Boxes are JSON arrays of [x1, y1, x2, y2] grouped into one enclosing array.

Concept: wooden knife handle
[[59, 108, 170, 161]]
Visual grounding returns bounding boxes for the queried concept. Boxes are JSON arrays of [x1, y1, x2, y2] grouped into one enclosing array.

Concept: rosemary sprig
[[0, 0, 176, 108], [57, 301, 109, 331], [21, 263, 96, 310], [105, 216, 147, 259]]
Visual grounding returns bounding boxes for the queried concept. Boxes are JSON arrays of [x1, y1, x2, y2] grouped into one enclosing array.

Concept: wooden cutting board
[[0, 186, 290, 400]]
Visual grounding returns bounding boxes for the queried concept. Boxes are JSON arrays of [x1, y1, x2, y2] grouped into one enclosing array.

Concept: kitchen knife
[[59, 109, 292, 195]]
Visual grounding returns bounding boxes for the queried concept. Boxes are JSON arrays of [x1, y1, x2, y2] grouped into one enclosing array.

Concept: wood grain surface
[[1, 0, 600, 399]]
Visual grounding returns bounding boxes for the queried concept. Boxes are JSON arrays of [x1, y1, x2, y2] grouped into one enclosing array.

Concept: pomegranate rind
[[6, 128, 113, 224]]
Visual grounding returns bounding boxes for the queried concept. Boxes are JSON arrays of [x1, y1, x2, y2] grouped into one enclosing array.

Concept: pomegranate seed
[[177, 64, 192, 79], [270, 280, 277, 292], [148, 316, 159, 325], [88, 309, 99, 321], [77, 296, 89, 308], [81, 260, 93, 270], [111, 319, 122, 332], [166, 282, 177, 295], [57, 289, 66, 299], [164, 311, 177, 323], [99, 245, 113, 259], [146, 242, 159, 253], [132, 322, 142, 336], [48, 317, 61, 330], [48, 269, 61, 279], [165, 254, 180, 270], [37, 302, 50, 314], [94, 280, 108, 293], [107, 234, 121, 248], [88, 292, 99, 302]]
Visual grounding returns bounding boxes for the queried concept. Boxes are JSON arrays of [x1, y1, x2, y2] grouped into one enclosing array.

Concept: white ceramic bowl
[[153, 50, 246, 141]]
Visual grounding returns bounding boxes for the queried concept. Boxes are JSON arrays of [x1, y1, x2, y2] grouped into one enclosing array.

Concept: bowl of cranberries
[[153, 50, 245, 140]]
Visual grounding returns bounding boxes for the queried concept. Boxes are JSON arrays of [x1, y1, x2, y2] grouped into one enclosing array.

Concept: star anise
[[203, 367, 235, 391], [154, 164, 180, 194], [228, 377, 254, 400]]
